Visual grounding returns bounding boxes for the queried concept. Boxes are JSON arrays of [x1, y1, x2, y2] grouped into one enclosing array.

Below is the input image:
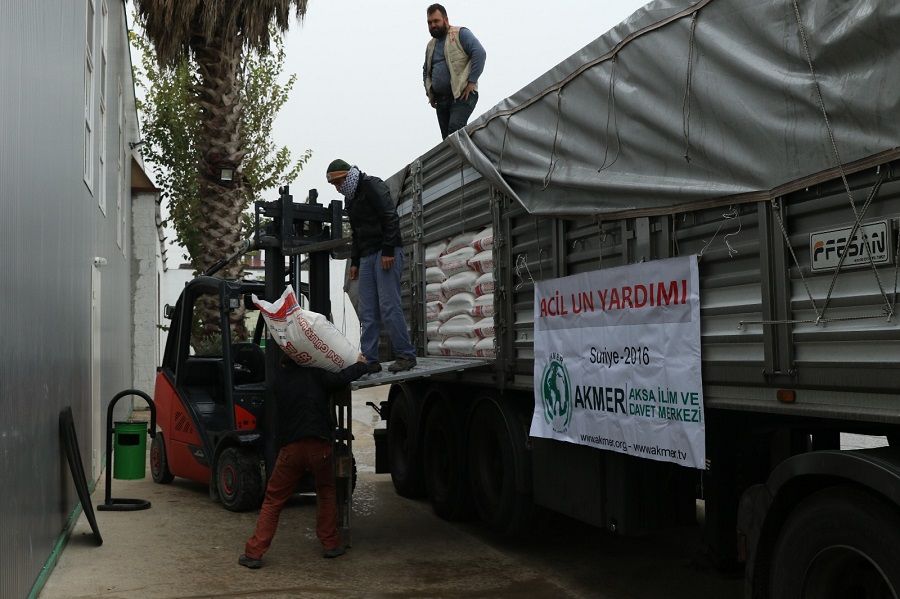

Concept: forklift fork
[[333, 386, 354, 547]]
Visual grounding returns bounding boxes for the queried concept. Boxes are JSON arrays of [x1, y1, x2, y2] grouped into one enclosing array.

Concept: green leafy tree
[[132, 1, 311, 338], [134, 33, 309, 264]]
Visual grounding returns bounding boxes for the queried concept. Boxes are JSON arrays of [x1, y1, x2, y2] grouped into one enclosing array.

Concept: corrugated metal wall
[[0, 1, 137, 596], [494, 166, 900, 402]]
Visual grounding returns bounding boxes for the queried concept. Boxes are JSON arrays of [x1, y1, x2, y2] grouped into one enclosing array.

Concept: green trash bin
[[113, 421, 148, 480]]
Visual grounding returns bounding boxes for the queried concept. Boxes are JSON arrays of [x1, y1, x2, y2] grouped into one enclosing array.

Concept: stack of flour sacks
[[424, 227, 495, 359]]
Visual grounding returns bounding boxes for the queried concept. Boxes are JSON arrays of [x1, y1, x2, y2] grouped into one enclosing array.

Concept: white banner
[[530, 256, 704, 469]]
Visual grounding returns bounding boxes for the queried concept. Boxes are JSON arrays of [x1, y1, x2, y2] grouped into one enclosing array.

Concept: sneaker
[[388, 356, 417, 373], [366, 362, 382, 374], [239, 554, 263, 569], [323, 546, 346, 559]]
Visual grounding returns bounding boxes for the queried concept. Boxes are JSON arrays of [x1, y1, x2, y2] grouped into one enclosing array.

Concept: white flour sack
[[470, 294, 495, 318], [425, 240, 448, 267], [439, 314, 477, 338], [473, 316, 495, 339], [427, 339, 450, 356], [426, 300, 444, 320], [441, 270, 478, 295], [439, 292, 476, 321], [426, 266, 447, 284], [446, 231, 478, 254], [473, 272, 495, 297], [426, 320, 442, 340], [475, 337, 496, 358], [443, 336, 477, 356], [471, 227, 494, 252], [253, 286, 358, 372], [467, 250, 493, 274], [439, 247, 476, 277], [425, 283, 446, 303]]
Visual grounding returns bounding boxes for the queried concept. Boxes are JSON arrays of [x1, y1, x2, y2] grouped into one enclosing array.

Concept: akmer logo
[[541, 353, 572, 433]]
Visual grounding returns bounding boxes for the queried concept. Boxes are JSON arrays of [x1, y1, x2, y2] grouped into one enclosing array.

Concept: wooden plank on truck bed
[[351, 357, 492, 390]]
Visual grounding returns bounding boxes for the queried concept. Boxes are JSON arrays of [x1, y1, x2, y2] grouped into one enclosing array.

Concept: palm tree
[[135, 0, 309, 337]]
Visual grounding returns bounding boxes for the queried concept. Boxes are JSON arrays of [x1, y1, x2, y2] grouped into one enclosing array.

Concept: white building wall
[[132, 190, 161, 397], [159, 266, 194, 355]]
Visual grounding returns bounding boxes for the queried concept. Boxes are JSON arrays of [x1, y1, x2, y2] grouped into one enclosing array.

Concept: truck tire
[[150, 433, 174, 484], [388, 386, 425, 497], [468, 397, 533, 535], [769, 486, 900, 599], [423, 390, 473, 520], [216, 447, 264, 512]]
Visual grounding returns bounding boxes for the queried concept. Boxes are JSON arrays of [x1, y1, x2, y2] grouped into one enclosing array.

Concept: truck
[[353, 0, 900, 596]]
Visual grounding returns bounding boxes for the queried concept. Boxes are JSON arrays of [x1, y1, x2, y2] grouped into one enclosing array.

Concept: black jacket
[[273, 361, 368, 446], [347, 173, 403, 267]]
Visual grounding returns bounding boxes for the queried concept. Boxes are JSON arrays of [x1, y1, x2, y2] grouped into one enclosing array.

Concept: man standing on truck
[[326, 159, 418, 374], [423, 3, 486, 139], [239, 350, 369, 567]]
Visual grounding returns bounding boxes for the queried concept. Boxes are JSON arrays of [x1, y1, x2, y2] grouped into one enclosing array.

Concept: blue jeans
[[435, 91, 478, 139], [358, 249, 415, 363]]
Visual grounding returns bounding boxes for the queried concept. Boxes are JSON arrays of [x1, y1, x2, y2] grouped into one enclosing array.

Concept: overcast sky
[[274, 1, 649, 202], [144, 1, 651, 262]]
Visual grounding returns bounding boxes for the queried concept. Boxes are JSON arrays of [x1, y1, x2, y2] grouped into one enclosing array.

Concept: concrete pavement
[[40, 386, 741, 599], [40, 387, 565, 598]]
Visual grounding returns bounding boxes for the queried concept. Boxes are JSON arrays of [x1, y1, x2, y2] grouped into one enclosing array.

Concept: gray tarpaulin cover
[[448, 0, 900, 219]]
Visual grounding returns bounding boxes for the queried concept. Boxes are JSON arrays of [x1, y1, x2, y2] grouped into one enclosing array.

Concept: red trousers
[[244, 437, 339, 558]]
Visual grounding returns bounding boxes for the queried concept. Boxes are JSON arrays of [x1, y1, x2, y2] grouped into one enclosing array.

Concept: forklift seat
[[181, 358, 225, 403], [232, 343, 265, 385]]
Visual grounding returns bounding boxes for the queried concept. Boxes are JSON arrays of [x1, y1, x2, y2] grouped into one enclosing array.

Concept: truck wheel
[[468, 397, 533, 535], [388, 386, 425, 497], [150, 433, 174, 484], [423, 391, 473, 520], [216, 447, 264, 512], [769, 486, 900, 599]]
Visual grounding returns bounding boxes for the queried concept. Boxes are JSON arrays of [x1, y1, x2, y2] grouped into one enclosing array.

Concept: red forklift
[[149, 187, 355, 522]]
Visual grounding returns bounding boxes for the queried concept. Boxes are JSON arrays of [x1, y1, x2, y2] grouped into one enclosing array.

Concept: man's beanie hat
[[326, 159, 352, 182]]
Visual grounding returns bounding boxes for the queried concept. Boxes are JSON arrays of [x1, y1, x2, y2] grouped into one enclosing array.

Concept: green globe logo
[[541, 356, 572, 433]]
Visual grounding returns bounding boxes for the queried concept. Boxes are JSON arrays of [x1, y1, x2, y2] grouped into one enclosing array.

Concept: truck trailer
[[356, 0, 900, 596]]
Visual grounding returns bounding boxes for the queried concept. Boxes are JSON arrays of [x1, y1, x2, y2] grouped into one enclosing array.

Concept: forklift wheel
[[216, 447, 263, 512], [150, 433, 174, 484]]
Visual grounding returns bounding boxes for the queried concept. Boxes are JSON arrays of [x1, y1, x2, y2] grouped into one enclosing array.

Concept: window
[[97, 0, 108, 214], [83, 0, 95, 190], [190, 295, 224, 357]]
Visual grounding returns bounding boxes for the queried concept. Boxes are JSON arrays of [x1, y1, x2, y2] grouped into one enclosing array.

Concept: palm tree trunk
[[192, 35, 249, 340]]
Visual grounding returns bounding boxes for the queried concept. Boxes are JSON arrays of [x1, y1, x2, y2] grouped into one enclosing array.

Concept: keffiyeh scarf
[[339, 166, 361, 199]]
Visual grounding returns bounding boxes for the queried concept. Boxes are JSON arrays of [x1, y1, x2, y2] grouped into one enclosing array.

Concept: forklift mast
[[253, 185, 345, 470]]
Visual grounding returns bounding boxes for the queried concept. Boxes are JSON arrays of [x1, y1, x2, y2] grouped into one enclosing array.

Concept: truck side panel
[[395, 149, 900, 416]]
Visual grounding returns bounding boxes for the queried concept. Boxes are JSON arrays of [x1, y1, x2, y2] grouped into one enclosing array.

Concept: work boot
[[366, 362, 382, 374], [323, 546, 346, 559], [388, 356, 417, 373], [239, 554, 263, 569]]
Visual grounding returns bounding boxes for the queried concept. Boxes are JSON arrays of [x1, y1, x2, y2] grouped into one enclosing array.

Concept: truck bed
[[351, 357, 492, 390]]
